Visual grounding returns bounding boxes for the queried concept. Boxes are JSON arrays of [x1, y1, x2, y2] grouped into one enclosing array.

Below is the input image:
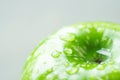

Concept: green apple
[[22, 22, 120, 80]]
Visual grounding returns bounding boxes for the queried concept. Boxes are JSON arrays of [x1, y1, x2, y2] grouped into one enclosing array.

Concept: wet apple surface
[[22, 22, 120, 80]]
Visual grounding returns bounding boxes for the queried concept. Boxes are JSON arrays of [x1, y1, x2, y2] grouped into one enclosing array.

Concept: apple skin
[[22, 22, 120, 80]]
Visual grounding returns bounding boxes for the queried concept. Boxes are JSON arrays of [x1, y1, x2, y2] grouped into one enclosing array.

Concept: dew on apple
[[22, 22, 120, 80], [64, 48, 72, 55], [60, 33, 76, 42], [66, 67, 79, 75], [51, 51, 62, 58]]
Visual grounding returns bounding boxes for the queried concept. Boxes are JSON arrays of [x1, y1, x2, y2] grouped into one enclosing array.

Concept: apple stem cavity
[[63, 25, 113, 69]]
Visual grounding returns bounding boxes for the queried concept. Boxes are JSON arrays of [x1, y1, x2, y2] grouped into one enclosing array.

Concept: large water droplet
[[80, 64, 86, 68], [60, 33, 75, 42], [51, 51, 62, 58], [64, 48, 72, 55], [66, 67, 79, 75], [79, 63, 98, 69]]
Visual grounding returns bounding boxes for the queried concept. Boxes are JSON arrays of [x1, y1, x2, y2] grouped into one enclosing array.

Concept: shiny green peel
[[22, 22, 120, 80]]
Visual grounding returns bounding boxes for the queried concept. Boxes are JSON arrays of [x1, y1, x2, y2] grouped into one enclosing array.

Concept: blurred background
[[0, 0, 120, 80]]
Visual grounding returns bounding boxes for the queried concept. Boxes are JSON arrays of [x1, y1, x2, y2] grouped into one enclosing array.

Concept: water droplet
[[80, 63, 93, 69], [51, 51, 62, 58], [80, 64, 86, 68], [66, 67, 79, 75], [64, 48, 72, 55], [60, 33, 75, 42]]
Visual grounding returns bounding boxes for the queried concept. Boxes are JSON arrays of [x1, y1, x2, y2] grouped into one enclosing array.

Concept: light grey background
[[0, 0, 120, 80]]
